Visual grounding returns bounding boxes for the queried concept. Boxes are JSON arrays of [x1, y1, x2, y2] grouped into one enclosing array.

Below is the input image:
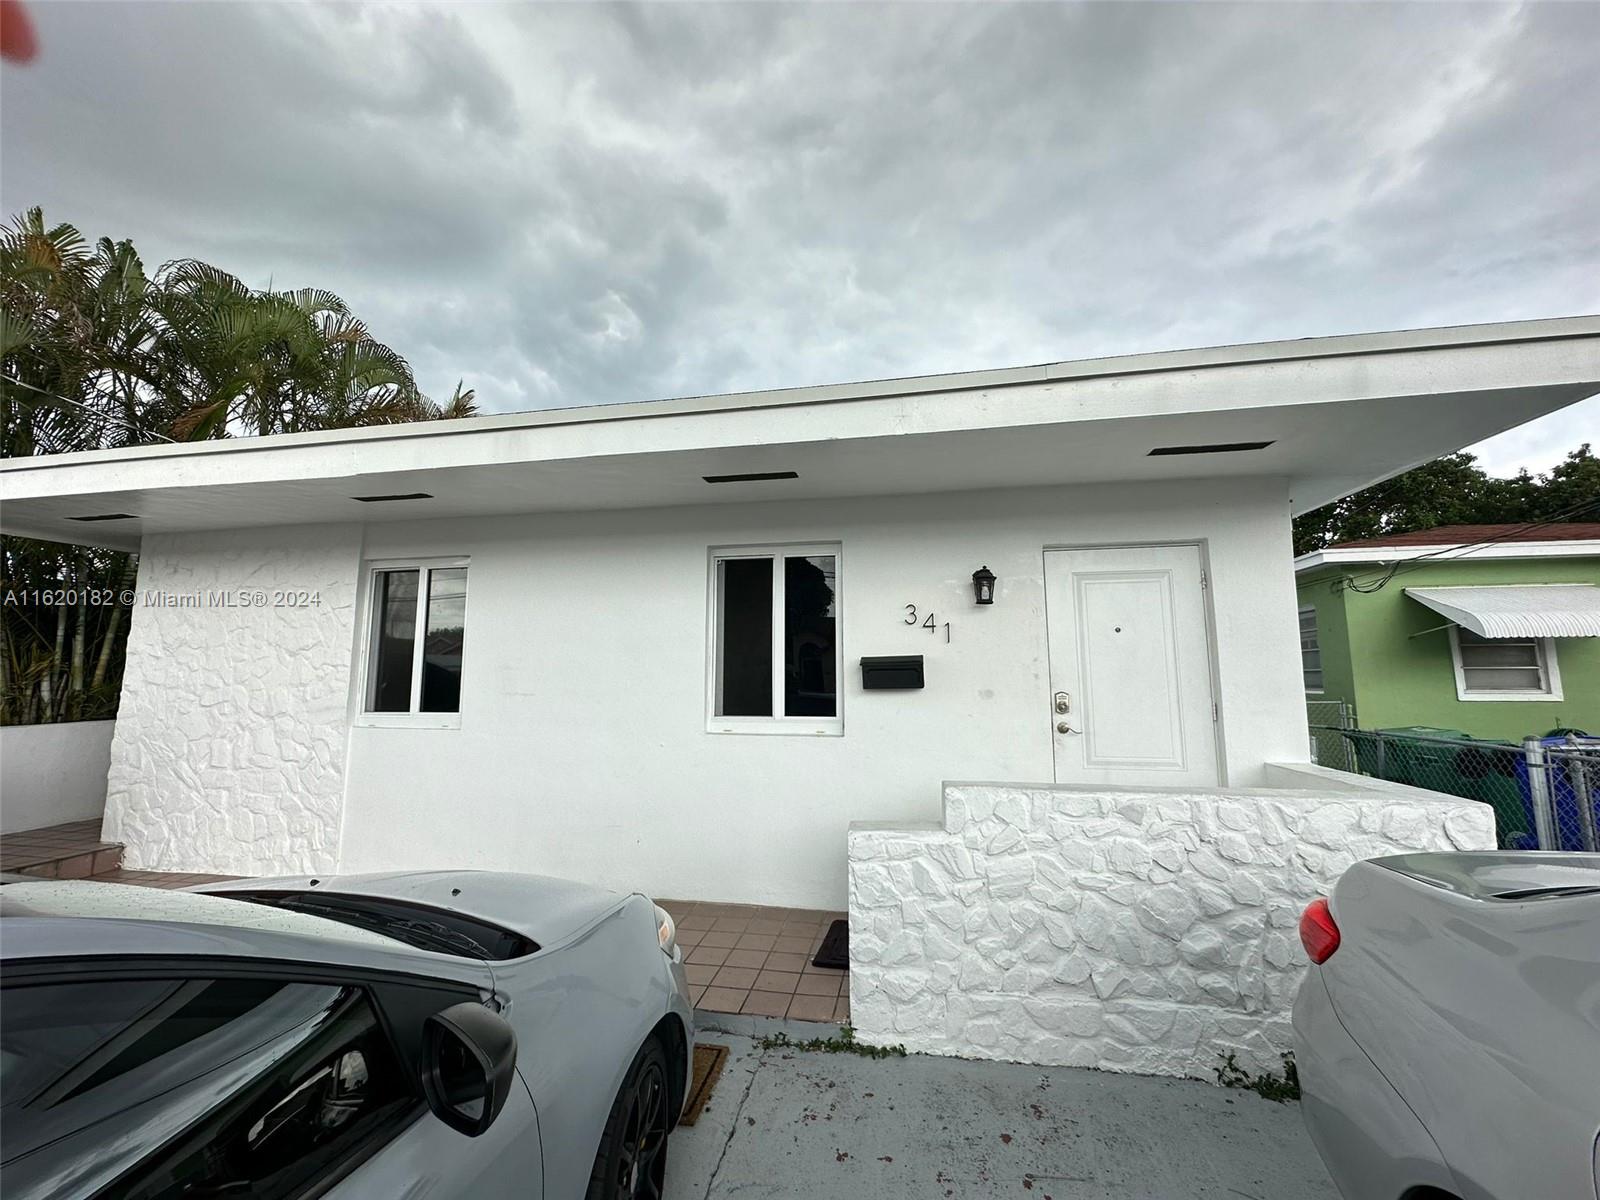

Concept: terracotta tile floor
[[656, 899, 849, 1025], [0, 819, 235, 887], [0, 818, 122, 876]]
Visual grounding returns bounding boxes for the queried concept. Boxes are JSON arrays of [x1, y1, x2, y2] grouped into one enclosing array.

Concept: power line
[[1300, 445, 1589, 561], [1335, 496, 1600, 594], [1, 377, 178, 445], [1340, 498, 1600, 592], [1297, 451, 1486, 546]]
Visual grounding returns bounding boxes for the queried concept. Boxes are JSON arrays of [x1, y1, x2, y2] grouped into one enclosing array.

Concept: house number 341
[[904, 604, 951, 643]]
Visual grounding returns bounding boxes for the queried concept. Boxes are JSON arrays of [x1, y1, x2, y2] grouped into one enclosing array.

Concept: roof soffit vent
[[702, 471, 799, 484], [1147, 441, 1275, 456]]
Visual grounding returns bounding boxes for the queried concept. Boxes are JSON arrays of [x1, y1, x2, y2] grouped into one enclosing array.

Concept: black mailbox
[[860, 655, 924, 690]]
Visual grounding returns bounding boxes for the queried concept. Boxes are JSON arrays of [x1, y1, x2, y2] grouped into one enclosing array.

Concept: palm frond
[[0, 306, 38, 359], [438, 381, 478, 420], [284, 287, 348, 318]]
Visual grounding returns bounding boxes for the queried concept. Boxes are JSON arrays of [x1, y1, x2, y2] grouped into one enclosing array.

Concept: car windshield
[[220, 892, 537, 961]]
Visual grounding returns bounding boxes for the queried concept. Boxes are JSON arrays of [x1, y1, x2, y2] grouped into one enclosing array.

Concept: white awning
[[1404, 584, 1600, 638]]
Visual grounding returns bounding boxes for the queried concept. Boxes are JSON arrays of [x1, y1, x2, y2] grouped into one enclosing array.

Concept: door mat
[[679, 1043, 729, 1127], [812, 918, 848, 969]]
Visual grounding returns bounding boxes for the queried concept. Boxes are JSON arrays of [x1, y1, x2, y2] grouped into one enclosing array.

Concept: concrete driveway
[[668, 1019, 1338, 1200]]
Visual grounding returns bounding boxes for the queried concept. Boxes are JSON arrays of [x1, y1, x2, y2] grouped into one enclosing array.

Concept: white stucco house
[[8, 317, 1598, 1075], [3, 317, 1596, 914]]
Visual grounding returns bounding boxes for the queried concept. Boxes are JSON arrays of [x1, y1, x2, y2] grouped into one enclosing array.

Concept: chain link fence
[[1309, 725, 1600, 852], [1306, 701, 1357, 770]]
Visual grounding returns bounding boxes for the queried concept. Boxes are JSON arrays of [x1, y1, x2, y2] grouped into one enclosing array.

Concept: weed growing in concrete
[[759, 1024, 907, 1059], [1214, 1051, 1300, 1102]]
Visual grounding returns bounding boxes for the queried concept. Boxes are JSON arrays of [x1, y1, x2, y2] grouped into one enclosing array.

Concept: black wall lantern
[[972, 565, 996, 605]]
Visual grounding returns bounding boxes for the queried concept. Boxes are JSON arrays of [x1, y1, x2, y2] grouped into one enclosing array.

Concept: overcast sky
[[4, 2, 1597, 475]]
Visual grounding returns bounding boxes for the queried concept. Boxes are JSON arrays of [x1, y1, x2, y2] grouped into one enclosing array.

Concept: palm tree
[[1, 207, 481, 723], [1, 208, 164, 455]]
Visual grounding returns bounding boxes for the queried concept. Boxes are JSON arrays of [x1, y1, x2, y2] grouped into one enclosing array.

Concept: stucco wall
[[1294, 570, 1355, 715], [335, 477, 1306, 907], [0, 720, 116, 834], [1298, 556, 1600, 739], [104, 525, 363, 874], [98, 478, 1307, 902], [847, 775, 1494, 1077]]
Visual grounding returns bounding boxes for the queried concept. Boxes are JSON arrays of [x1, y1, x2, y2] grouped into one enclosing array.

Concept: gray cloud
[[4, 1, 1596, 472]]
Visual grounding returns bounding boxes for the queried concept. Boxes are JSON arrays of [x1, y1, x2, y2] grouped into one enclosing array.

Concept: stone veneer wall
[[847, 773, 1494, 1077], [104, 525, 363, 874]]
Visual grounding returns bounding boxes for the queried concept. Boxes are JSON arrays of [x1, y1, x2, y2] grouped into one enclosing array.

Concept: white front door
[[1044, 544, 1219, 787]]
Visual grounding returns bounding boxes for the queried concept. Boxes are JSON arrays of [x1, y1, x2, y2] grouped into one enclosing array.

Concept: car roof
[[1375, 851, 1600, 900], [0, 881, 489, 985]]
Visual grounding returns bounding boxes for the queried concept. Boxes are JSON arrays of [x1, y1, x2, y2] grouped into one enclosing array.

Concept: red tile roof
[[1330, 523, 1600, 550]]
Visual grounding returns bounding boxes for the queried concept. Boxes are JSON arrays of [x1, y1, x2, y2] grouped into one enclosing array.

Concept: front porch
[[657, 898, 850, 1023]]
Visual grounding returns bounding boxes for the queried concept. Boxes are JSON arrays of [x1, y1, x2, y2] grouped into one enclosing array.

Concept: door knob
[[1056, 721, 1079, 734]]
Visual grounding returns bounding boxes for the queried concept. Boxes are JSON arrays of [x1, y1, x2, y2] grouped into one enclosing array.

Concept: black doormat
[[812, 918, 849, 969]]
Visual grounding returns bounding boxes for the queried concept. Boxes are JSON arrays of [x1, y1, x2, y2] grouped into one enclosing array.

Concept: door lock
[[1053, 691, 1071, 714]]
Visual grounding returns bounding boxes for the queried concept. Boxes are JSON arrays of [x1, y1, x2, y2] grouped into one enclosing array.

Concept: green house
[[1295, 524, 1600, 740]]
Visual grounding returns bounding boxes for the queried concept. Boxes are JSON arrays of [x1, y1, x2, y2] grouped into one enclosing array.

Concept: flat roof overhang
[[3, 316, 1597, 553]]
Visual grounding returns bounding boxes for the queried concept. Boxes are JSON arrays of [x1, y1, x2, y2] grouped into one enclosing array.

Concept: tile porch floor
[[0, 818, 124, 878], [656, 898, 850, 1024], [0, 818, 234, 887]]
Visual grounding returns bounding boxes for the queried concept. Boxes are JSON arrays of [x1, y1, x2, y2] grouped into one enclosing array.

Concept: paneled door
[[1044, 544, 1219, 786]]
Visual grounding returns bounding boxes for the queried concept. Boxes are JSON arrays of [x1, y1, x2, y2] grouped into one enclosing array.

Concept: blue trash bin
[[1514, 734, 1600, 852]]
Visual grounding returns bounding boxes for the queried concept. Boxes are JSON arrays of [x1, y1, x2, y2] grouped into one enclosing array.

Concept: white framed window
[[1448, 627, 1562, 701], [707, 543, 841, 735], [357, 558, 469, 727], [1298, 605, 1323, 694]]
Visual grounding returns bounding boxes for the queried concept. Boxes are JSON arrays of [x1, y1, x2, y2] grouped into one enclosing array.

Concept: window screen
[[1456, 629, 1551, 694], [366, 563, 468, 714], [713, 547, 839, 724], [1299, 606, 1323, 692], [716, 558, 773, 716], [370, 570, 419, 712]]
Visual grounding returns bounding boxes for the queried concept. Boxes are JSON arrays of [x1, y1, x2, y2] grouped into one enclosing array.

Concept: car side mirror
[[421, 1001, 518, 1137]]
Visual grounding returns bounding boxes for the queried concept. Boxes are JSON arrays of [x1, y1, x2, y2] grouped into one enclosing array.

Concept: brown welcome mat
[[812, 918, 848, 969], [679, 1043, 729, 1127]]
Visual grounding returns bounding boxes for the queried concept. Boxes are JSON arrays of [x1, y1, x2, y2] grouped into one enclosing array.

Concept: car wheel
[[586, 1037, 671, 1200]]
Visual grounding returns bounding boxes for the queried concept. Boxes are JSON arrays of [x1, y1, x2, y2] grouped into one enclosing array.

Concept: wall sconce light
[[972, 565, 996, 605]]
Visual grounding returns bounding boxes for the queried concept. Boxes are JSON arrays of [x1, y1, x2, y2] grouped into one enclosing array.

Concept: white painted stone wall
[[0, 720, 116, 833], [104, 525, 362, 874], [848, 774, 1495, 1078]]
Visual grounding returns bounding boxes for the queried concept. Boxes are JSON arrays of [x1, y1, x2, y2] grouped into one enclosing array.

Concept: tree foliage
[[1292, 444, 1600, 556], [1, 207, 478, 723]]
